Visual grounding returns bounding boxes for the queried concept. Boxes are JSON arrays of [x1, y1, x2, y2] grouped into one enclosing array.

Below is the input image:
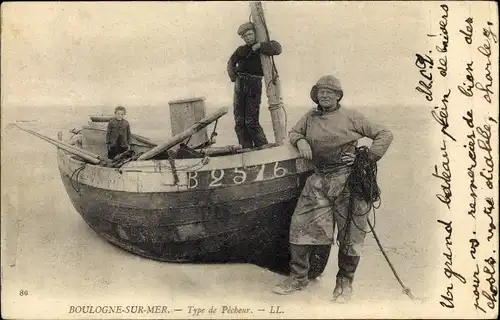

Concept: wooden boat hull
[[57, 143, 331, 276], [59, 173, 301, 270]]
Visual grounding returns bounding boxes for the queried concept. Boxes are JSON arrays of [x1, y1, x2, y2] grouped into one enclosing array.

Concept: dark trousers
[[233, 76, 268, 149], [290, 244, 360, 282], [108, 145, 128, 160]]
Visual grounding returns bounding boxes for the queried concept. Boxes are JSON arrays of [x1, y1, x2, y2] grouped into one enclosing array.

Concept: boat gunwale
[[57, 143, 313, 193], [77, 124, 304, 169], [57, 142, 310, 173]]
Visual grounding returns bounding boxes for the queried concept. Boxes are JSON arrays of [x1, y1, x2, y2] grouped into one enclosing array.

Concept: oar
[[138, 107, 228, 161], [13, 124, 105, 165], [202, 145, 243, 156], [131, 133, 158, 147]]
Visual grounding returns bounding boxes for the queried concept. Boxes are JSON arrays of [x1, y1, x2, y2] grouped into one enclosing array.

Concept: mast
[[249, 1, 286, 145]]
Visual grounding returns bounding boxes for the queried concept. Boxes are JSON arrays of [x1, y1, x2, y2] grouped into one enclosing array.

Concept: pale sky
[[2, 1, 428, 109]]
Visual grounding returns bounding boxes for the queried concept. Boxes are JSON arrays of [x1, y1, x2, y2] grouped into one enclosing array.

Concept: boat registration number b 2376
[[186, 160, 296, 189]]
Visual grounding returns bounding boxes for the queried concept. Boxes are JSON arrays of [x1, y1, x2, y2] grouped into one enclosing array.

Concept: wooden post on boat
[[249, 1, 286, 145], [169, 97, 208, 148]]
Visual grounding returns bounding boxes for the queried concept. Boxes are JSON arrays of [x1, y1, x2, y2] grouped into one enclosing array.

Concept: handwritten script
[[416, 3, 498, 316]]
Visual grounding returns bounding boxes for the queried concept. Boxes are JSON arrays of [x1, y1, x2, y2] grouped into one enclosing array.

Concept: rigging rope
[[281, 102, 288, 133], [257, 5, 279, 84], [339, 146, 416, 301], [210, 119, 219, 142]]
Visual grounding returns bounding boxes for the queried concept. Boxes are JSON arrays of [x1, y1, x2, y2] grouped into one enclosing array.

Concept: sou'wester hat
[[310, 75, 344, 104]]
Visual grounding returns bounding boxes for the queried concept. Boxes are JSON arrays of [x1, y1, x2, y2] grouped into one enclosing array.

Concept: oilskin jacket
[[288, 106, 393, 253]]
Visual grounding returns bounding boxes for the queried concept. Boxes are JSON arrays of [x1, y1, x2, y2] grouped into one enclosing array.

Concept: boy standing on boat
[[227, 22, 282, 149], [106, 106, 132, 159], [272, 75, 393, 302]]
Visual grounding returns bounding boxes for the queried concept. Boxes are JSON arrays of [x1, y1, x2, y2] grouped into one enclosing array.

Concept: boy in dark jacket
[[227, 22, 282, 149], [106, 106, 131, 159]]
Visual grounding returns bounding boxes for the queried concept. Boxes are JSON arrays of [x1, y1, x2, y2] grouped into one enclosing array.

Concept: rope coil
[[337, 147, 380, 237], [340, 146, 416, 301]]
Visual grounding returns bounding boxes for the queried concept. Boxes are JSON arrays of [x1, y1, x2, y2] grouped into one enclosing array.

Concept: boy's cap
[[237, 22, 255, 36]]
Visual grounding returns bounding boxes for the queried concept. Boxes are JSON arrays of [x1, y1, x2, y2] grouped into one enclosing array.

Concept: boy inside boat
[[227, 22, 282, 149], [106, 106, 132, 160]]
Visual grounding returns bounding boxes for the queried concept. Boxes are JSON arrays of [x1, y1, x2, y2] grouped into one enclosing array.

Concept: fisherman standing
[[227, 22, 282, 149], [272, 75, 394, 302]]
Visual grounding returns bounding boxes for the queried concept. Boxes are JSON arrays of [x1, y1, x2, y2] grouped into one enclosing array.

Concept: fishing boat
[[17, 2, 331, 278]]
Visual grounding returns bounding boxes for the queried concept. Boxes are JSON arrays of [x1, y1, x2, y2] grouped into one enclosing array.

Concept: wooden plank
[[168, 97, 206, 104], [89, 115, 114, 122]]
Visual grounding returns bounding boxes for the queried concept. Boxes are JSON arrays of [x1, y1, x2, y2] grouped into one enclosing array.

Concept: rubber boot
[[273, 244, 310, 295], [332, 251, 360, 303]]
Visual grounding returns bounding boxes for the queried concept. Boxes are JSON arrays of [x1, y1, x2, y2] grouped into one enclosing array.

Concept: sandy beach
[[1, 104, 438, 318]]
